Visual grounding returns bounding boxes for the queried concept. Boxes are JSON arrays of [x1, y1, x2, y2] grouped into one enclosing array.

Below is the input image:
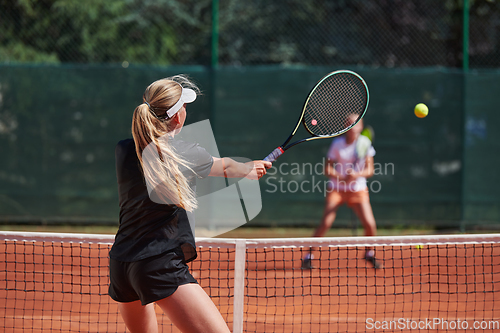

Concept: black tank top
[[109, 138, 213, 263]]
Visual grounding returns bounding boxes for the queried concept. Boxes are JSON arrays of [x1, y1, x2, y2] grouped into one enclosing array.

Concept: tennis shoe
[[301, 258, 314, 269], [365, 254, 383, 269]]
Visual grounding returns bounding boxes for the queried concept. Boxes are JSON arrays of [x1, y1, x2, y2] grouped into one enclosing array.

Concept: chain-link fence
[[1, 65, 499, 229], [1, 0, 500, 68]]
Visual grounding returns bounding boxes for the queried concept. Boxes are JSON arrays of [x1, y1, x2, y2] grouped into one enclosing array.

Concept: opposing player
[[303, 114, 381, 269], [108, 74, 271, 333]]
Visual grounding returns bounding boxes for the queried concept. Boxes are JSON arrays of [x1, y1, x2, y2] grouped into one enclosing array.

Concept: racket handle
[[263, 147, 284, 162]]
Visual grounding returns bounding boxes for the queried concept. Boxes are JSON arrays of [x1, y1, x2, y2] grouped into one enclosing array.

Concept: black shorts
[[108, 247, 197, 305]]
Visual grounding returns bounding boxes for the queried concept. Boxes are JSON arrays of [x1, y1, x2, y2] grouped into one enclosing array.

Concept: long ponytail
[[131, 76, 199, 211]]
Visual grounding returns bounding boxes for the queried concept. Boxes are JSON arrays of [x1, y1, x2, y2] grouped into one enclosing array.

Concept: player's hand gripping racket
[[263, 70, 369, 162]]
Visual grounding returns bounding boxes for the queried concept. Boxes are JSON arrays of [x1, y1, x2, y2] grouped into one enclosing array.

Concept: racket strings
[[303, 73, 368, 136]]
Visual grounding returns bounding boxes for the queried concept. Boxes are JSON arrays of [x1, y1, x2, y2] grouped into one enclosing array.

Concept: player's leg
[[351, 200, 376, 237], [350, 194, 382, 268], [118, 301, 159, 333], [313, 191, 343, 237], [302, 191, 344, 269], [156, 283, 231, 333]]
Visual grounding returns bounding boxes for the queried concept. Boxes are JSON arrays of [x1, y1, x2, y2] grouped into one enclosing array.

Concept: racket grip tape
[[263, 147, 284, 162]]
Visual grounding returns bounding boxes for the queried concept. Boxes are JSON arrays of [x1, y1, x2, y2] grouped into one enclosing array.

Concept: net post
[[460, 0, 469, 232], [232, 239, 246, 333]]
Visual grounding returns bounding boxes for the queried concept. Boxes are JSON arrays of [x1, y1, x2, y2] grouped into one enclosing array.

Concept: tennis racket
[[263, 70, 369, 162], [356, 125, 375, 161], [360, 125, 374, 142]]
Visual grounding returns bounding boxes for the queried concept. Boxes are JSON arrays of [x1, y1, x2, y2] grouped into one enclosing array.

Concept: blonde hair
[[132, 75, 200, 211]]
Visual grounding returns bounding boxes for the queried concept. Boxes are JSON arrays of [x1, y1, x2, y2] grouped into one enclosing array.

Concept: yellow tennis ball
[[415, 245, 424, 250], [414, 103, 428, 118]]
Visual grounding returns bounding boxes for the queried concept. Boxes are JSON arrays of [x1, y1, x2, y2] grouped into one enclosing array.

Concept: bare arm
[[345, 155, 375, 181], [324, 158, 343, 178], [324, 156, 374, 180], [209, 157, 272, 180]]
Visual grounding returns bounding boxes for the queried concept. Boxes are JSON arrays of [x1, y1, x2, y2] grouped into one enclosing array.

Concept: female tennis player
[[303, 114, 381, 269], [108, 75, 271, 333]]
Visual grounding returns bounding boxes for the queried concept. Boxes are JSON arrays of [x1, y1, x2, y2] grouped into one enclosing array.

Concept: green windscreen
[[0, 65, 498, 229]]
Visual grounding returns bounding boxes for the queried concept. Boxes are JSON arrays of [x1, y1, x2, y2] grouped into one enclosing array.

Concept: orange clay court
[[1, 232, 499, 333]]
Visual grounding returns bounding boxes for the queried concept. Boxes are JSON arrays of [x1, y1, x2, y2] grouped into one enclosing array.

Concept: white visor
[[165, 87, 197, 118]]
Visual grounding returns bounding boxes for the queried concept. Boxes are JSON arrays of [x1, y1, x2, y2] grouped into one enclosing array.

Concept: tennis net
[[1, 231, 499, 332]]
